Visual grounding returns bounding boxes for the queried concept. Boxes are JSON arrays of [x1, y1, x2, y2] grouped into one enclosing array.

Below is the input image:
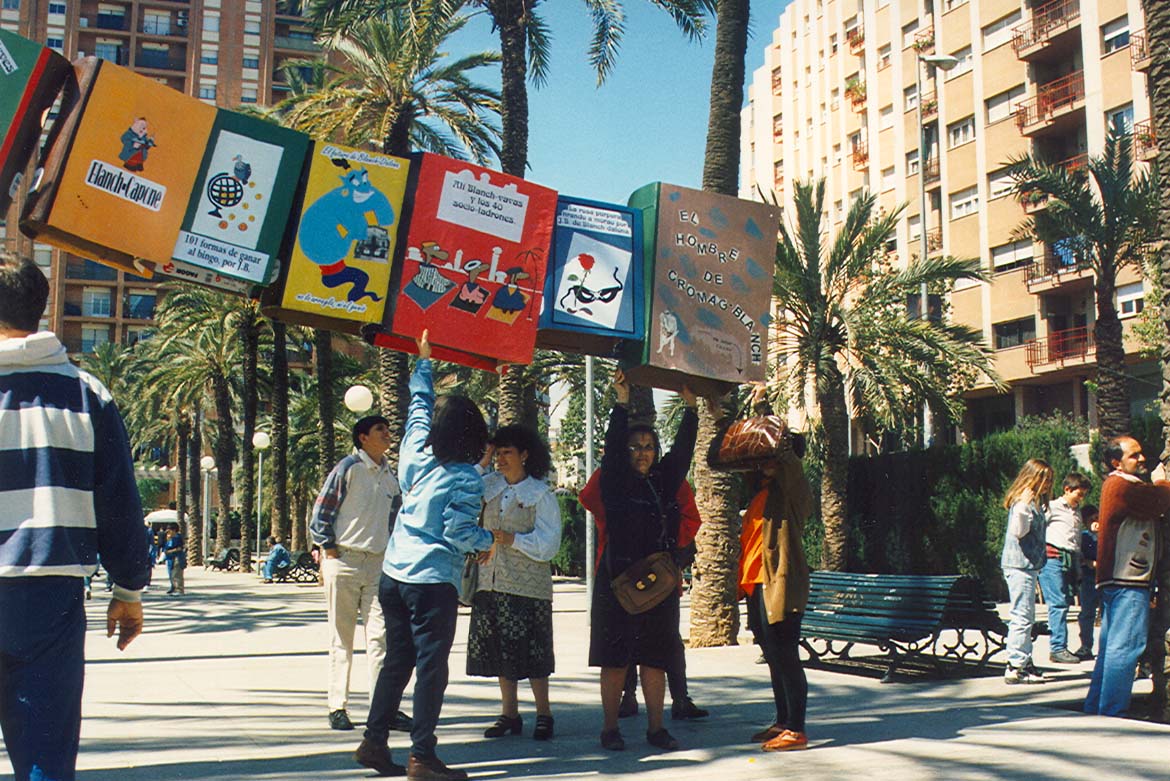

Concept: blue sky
[[449, 2, 786, 204]]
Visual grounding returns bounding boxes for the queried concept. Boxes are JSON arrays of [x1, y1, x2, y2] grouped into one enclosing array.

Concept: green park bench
[[207, 546, 240, 571], [271, 551, 320, 584], [801, 571, 1007, 683]]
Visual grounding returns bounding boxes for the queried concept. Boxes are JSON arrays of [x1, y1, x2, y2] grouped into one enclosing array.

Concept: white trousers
[[323, 547, 387, 712]]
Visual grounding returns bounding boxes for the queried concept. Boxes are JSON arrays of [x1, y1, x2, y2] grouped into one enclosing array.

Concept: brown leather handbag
[[611, 551, 680, 615], [708, 415, 791, 472]]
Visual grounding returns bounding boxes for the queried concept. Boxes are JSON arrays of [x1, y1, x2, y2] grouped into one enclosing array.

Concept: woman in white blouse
[[467, 425, 563, 740]]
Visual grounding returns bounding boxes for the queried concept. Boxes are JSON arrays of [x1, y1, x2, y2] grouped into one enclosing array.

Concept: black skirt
[[588, 563, 682, 670], [466, 590, 555, 681]]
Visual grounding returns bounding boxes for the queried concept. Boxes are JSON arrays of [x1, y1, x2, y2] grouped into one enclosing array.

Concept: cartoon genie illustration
[[298, 160, 395, 303], [119, 117, 156, 172]]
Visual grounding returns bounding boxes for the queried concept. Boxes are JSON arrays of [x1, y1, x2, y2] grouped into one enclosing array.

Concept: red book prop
[[623, 182, 779, 396], [20, 57, 219, 276], [0, 31, 72, 214], [365, 153, 557, 370], [262, 143, 412, 333]]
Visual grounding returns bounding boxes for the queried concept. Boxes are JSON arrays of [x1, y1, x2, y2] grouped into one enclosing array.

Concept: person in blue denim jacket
[[355, 330, 495, 781], [1000, 458, 1054, 685]]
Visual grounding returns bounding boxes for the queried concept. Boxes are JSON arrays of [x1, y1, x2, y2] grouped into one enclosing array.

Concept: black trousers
[[754, 585, 807, 732], [364, 575, 458, 759]]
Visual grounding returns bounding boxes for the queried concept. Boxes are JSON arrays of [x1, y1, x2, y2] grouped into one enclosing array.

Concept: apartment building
[[741, 0, 1155, 444], [0, 0, 319, 353]]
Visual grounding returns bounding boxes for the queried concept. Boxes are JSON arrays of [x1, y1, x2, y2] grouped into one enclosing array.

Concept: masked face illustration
[[555, 251, 626, 326]]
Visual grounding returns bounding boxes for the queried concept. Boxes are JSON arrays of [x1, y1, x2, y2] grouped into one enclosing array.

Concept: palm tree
[[687, 0, 752, 647], [1143, 0, 1170, 722], [1008, 128, 1159, 441], [270, 321, 292, 542], [775, 180, 1000, 571]]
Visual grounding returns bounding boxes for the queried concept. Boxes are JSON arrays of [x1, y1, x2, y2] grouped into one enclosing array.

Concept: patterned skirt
[[466, 590, 555, 681]]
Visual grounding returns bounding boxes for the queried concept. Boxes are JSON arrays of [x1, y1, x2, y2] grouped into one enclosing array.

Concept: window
[[34, 245, 51, 270], [982, 11, 1020, 52], [991, 240, 1033, 272], [906, 149, 920, 175], [46, 37, 64, 50], [833, 143, 842, 166], [1107, 103, 1134, 134], [948, 47, 973, 78], [199, 85, 216, 99], [986, 85, 1024, 124], [881, 166, 896, 192], [124, 327, 154, 347], [950, 186, 979, 219], [948, 115, 975, 148], [944, 0, 969, 11], [244, 20, 261, 34], [830, 88, 840, 110], [993, 317, 1036, 350], [1117, 281, 1144, 317], [94, 42, 122, 62], [908, 214, 922, 240], [1, 0, 20, 10], [203, 14, 219, 32], [82, 288, 111, 318], [902, 20, 919, 49], [834, 200, 844, 222], [80, 326, 111, 354], [241, 88, 258, 103], [125, 291, 156, 319], [830, 34, 838, 54], [47, 1, 65, 13], [201, 53, 218, 64], [242, 56, 259, 68], [878, 44, 891, 70], [1102, 16, 1130, 54], [904, 84, 919, 112], [988, 168, 1015, 200], [804, 65, 811, 87], [880, 104, 894, 130]]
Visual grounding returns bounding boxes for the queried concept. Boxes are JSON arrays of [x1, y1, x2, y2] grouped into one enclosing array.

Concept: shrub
[[551, 490, 586, 577]]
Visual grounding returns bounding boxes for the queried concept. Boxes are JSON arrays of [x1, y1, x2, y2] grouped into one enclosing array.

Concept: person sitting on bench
[[263, 536, 292, 582]]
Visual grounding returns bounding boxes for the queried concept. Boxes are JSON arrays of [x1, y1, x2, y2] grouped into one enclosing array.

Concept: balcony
[[65, 260, 118, 281], [1013, 71, 1085, 135], [772, 72, 783, 95], [1011, 0, 1081, 61], [847, 25, 864, 54], [1134, 119, 1157, 162], [1019, 190, 1049, 214], [844, 79, 866, 110], [923, 156, 940, 185], [81, 13, 130, 32], [1054, 152, 1088, 174], [273, 34, 320, 52], [1025, 326, 1094, 371], [1025, 246, 1092, 290], [926, 228, 943, 253], [1131, 31, 1151, 71], [139, 19, 188, 37], [851, 142, 868, 170], [921, 91, 938, 119], [135, 49, 187, 71], [912, 28, 935, 54]]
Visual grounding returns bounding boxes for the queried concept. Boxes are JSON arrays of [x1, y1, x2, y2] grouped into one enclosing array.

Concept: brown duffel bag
[[708, 415, 791, 472], [611, 551, 679, 615]]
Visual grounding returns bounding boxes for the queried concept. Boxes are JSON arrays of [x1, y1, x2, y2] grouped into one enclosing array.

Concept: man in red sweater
[[1084, 435, 1170, 717], [579, 468, 708, 720]]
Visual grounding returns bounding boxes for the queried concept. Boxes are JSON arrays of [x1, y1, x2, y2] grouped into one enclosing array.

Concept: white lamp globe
[[252, 431, 271, 450], [345, 384, 374, 413], [200, 455, 216, 471]]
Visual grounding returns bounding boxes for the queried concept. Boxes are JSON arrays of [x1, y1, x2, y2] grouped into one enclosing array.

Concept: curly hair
[[490, 424, 552, 480], [425, 394, 488, 464]]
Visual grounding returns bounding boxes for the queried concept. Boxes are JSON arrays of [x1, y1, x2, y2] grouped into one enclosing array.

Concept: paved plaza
[[7, 565, 1170, 781]]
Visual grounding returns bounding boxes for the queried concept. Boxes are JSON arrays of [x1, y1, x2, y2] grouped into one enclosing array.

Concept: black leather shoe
[[671, 697, 709, 720], [533, 714, 554, 740], [355, 738, 405, 776], [391, 710, 413, 732], [647, 727, 679, 751], [329, 709, 355, 730], [600, 728, 625, 751], [484, 714, 522, 738], [406, 754, 468, 781]]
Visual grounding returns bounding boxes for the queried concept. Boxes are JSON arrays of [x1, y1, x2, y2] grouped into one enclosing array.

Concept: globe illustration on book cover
[[206, 171, 244, 218]]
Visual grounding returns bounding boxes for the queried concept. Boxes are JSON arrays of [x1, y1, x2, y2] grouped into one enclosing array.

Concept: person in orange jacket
[[579, 464, 709, 721]]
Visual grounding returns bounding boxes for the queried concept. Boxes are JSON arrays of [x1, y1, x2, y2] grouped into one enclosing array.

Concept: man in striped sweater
[[0, 257, 151, 781]]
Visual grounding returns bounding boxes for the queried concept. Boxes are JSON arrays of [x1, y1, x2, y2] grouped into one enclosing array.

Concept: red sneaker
[[762, 729, 808, 752]]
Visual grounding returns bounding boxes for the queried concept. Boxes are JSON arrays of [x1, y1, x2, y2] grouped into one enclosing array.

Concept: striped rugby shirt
[[0, 332, 150, 594]]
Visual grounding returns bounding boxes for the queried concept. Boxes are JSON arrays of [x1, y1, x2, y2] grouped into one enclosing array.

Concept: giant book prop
[[0, 31, 72, 214], [364, 152, 557, 370], [624, 183, 778, 396], [535, 196, 644, 357], [20, 57, 218, 275], [261, 143, 412, 332]]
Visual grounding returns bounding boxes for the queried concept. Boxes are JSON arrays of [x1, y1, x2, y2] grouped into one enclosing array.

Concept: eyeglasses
[[628, 444, 655, 453]]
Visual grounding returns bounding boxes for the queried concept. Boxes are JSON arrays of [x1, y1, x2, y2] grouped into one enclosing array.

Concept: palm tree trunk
[[316, 329, 336, 479], [1094, 269, 1130, 441], [175, 419, 189, 559], [628, 384, 656, 426], [187, 411, 203, 566], [1146, 0, 1170, 722], [689, 0, 752, 646], [817, 365, 851, 571], [213, 373, 236, 556], [379, 349, 410, 470], [689, 393, 743, 647], [291, 487, 309, 553], [271, 321, 290, 543], [493, 0, 528, 178], [238, 314, 259, 574], [497, 367, 526, 426]]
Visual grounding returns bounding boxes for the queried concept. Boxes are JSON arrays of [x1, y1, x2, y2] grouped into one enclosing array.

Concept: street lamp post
[[253, 431, 271, 567], [916, 52, 959, 445], [200, 455, 215, 564]]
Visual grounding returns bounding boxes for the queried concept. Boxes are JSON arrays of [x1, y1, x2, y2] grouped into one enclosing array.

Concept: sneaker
[[1073, 647, 1095, 661], [1050, 649, 1080, 664], [390, 710, 413, 732], [406, 754, 467, 781], [354, 738, 405, 776], [671, 697, 709, 720], [762, 729, 808, 752], [1023, 661, 1047, 680], [1004, 664, 1045, 685], [329, 709, 355, 730], [751, 724, 785, 743], [618, 694, 638, 718]]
